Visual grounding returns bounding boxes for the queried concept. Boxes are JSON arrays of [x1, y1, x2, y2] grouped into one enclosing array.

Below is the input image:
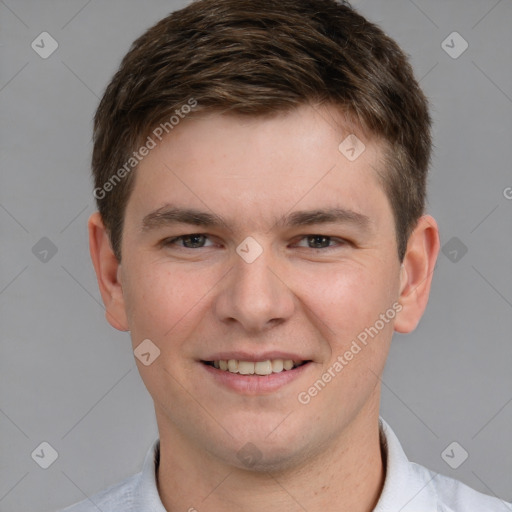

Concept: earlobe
[[88, 212, 130, 331], [394, 215, 440, 334]]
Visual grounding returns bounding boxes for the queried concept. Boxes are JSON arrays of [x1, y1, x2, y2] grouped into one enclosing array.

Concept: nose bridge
[[214, 238, 294, 332]]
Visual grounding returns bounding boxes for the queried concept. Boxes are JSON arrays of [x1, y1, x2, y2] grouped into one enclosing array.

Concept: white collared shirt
[[59, 418, 510, 511]]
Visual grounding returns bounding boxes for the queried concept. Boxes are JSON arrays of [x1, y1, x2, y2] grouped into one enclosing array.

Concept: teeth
[[283, 359, 294, 370], [254, 360, 272, 375], [238, 361, 254, 375], [211, 359, 303, 375], [271, 359, 284, 373]]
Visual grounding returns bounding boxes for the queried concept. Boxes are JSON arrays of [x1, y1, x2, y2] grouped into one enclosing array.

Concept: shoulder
[[377, 418, 510, 511], [57, 439, 162, 512], [57, 472, 140, 512], [409, 461, 511, 512]]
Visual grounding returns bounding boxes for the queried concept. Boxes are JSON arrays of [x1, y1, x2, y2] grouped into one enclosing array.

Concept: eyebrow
[[141, 204, 372, 232]]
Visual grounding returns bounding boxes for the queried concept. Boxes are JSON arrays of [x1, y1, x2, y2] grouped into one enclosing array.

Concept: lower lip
[[201, 362, 312, 394]]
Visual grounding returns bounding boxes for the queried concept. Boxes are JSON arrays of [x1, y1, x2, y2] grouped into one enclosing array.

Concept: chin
[[216, 424, 319, 474]]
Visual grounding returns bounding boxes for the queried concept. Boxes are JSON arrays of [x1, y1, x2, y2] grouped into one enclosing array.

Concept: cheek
[[301, 263, 394, 333], [122, 260, 212, 346], [295, 260, 398, 377], [295, 265, 397, 416]]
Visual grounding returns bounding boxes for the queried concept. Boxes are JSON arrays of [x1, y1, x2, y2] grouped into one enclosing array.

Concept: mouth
[[201, 359, 310, 375], [199, 353, 314, 394]]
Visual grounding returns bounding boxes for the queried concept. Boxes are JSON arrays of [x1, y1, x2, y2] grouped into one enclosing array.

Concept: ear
[[394, 215, 440, 333], [88, 212, 129, 331]]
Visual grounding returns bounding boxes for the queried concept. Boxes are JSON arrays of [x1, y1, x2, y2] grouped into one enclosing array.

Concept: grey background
[[1, 0, 511, 510]]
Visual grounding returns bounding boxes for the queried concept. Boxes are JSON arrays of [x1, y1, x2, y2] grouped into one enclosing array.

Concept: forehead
[[126, 104, 391, 232]]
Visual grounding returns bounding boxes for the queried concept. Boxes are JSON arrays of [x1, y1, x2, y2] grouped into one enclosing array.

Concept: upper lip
[[201, 351, 310, 362]]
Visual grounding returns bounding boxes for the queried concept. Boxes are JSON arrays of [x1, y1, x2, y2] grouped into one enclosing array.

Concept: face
[[112, 105, 405, 470]]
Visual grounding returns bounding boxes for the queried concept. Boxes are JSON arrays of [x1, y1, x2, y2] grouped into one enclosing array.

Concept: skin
[[89, 104, 439, 512]]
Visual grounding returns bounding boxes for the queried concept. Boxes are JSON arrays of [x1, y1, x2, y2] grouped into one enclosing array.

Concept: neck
[[156, 406, 385, 512]]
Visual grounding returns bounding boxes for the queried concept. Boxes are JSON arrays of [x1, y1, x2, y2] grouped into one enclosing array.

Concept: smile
[[201, 358, 313, 394], [203, 359, 309, 375]]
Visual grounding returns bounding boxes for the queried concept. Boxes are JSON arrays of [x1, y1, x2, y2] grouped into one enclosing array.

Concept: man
[[61, 0, 510, 510]]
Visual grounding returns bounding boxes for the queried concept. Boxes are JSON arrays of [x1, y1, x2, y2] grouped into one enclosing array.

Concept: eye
[[295, 235, 346, 250], [161, 234, 348, 251], [163, 234, 214, 249]]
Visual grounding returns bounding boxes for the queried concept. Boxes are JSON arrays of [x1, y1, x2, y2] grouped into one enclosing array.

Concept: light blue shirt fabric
[[59, 418, 511, 511]]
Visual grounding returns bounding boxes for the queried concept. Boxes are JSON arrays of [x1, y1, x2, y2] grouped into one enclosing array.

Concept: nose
[[213, 243, 296, 334]]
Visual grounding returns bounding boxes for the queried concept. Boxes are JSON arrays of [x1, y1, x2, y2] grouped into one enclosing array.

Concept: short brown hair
[[92, 0, 432, 262]]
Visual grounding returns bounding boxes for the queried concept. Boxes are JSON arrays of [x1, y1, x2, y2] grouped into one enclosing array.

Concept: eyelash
[[161, 234, 349, 251]]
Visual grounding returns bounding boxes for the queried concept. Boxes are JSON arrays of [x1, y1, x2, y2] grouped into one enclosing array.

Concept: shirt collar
[[374, 417, 438, 511], [132, 437, 167, 511], [134, 417, 438, 511]]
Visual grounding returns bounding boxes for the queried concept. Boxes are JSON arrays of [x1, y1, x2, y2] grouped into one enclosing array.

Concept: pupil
[[309, 235, 329, 248], [185, 234, 204, 248]]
